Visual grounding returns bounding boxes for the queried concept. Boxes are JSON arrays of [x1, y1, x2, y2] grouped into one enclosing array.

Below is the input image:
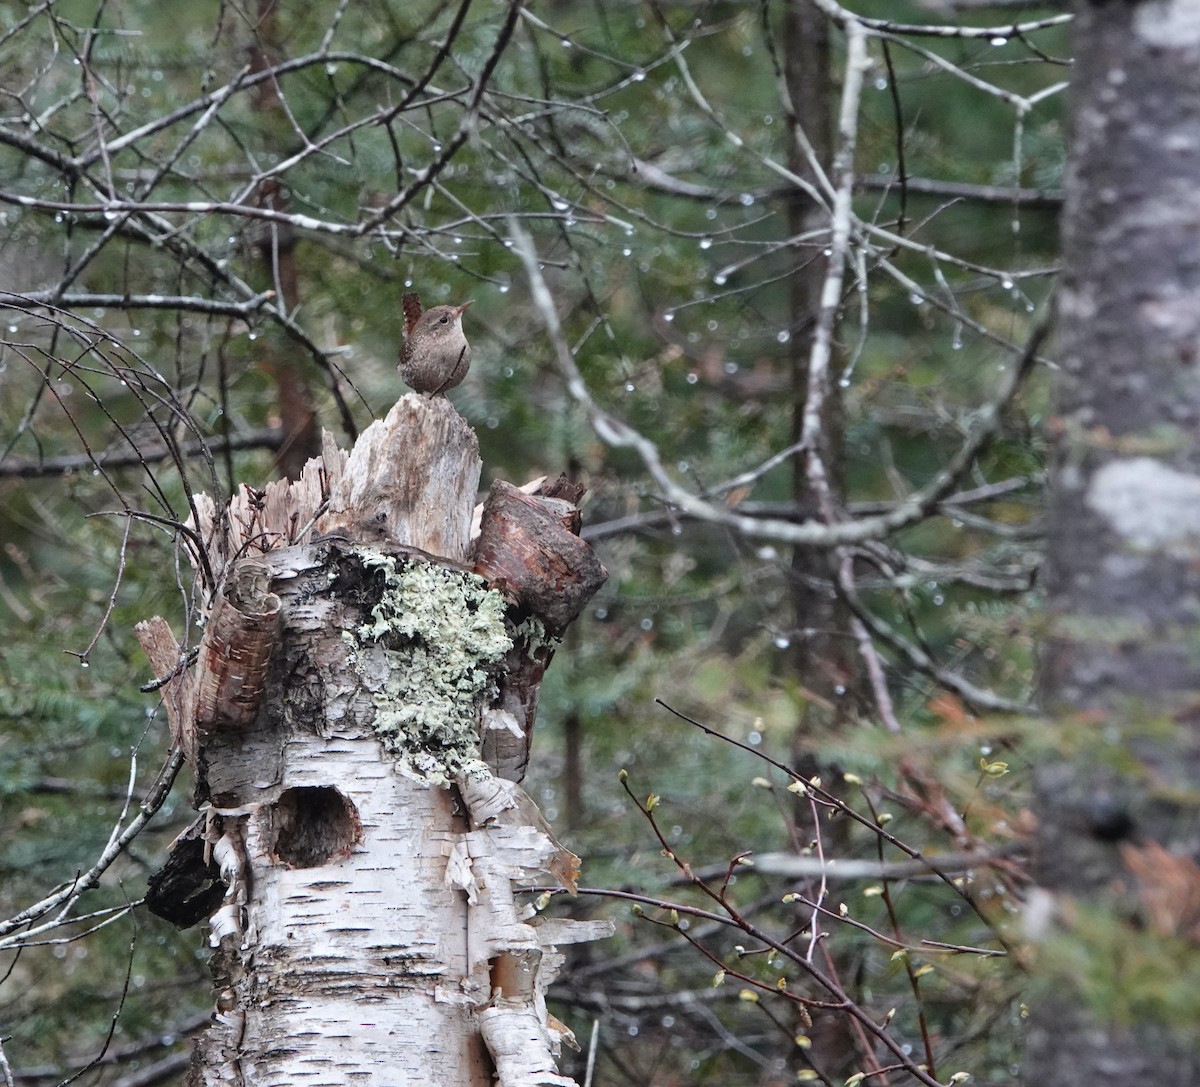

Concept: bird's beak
[[454, 300, 475, 318]]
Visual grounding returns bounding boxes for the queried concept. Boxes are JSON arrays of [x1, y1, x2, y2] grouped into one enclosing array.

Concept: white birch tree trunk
[[139, 395, 609, 1087]]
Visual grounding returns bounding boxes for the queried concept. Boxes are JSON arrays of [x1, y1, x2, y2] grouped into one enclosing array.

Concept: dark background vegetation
[[0, 2, 1072, 1084]]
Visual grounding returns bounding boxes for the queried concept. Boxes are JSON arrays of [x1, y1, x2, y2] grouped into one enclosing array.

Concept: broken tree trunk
[[139, 394, 609, 1087]]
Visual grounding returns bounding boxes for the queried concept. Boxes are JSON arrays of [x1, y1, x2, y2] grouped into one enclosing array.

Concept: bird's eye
[[439, 314, 449, 324]]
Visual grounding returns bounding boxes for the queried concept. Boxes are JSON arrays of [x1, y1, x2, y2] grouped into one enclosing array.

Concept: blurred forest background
[[0, 1, 1072, 1084]]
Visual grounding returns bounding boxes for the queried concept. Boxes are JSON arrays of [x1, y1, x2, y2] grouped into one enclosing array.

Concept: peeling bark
[[194, 560, 280, 734], [140, 393, 609, 1086]]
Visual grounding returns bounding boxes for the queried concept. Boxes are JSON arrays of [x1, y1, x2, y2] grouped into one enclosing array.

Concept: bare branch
[[0, 748, 184, 948]]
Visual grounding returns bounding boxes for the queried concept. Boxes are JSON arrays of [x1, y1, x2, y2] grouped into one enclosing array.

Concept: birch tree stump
[[139, 394, 609, 1087]]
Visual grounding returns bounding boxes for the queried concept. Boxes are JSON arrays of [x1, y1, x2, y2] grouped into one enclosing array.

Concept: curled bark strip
[[194, 559, 281, 732], [457, 774, 581, 893]]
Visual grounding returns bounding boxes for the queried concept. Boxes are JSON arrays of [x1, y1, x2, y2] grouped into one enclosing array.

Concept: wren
[[398, 291, 474, 395]]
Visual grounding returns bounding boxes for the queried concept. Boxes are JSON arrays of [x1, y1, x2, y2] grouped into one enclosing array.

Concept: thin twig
[[0, 748, 184, 947]]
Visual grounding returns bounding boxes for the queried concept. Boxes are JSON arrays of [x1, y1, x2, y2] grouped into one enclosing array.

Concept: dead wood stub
[[471, 478, 607, 782], [317, 394, 481, 558], [134, 615, 195, 765], [472, 479, 608, 638], [538, 472, 586, 522]]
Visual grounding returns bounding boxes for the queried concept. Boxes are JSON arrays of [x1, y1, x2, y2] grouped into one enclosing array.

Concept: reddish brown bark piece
[[194, 559, 281, 733], [472, 479, 607, 637]]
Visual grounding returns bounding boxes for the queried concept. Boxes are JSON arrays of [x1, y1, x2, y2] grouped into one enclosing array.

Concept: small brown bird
[[398, 291, 474, 395]]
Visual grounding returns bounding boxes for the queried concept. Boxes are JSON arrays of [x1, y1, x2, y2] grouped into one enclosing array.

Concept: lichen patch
[[1087, 457, 1200, 557], [346, 552, 513, 784]]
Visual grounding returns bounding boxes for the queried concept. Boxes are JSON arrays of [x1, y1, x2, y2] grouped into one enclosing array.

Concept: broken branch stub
[[472, 477, 608, 637], [472, 477, 608, 783], [134, 615, 194, 764], [139, 393, 608, 1087]]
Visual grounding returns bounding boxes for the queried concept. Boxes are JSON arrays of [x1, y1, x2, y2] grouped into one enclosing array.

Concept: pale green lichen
[[347, 553, 513, 784], [514, 613, 554, 652]]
